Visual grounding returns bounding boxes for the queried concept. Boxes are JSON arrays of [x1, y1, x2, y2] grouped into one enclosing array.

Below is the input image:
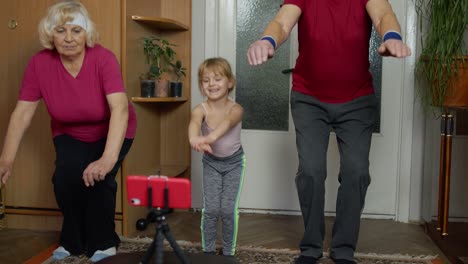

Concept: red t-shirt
[[283, 0, 374, 103], [19, 44, 137, 142]]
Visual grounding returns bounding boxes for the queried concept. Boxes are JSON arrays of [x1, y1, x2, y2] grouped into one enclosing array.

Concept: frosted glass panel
[[236, 0, 382, 132], [236, 0, 290, 131], [369, 28, 382, 133]]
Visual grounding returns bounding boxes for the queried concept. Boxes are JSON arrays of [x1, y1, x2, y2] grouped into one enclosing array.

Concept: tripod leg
[[155, 228, 165, 264], [162, 223, 191, 264], [140, 230, 159, 264]]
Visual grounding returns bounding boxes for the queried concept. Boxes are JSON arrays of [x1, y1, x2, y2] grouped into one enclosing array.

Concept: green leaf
[[413, 0, 467, 110]]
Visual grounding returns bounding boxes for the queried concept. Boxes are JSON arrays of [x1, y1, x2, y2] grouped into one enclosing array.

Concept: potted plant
[[169, 60, 187, 97], [141, 36, 176, 97], [414, 0, 468, 110]]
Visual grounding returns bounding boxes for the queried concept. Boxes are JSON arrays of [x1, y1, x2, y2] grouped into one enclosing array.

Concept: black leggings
[[52, 135, 133, 257]]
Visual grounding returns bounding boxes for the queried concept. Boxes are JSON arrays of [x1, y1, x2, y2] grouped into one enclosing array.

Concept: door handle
[[8, 19, 18, 30], [282, 68, 294, 74]]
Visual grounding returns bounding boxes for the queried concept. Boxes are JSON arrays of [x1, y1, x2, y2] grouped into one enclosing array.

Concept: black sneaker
[[294, 255, 321, 264], [204, 251, 216, 255], [332, 258, 357, 264]]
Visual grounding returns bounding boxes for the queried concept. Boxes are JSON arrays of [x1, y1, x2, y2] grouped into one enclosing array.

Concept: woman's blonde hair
[[198, 57, 236, 95], [38, 0, 98, 49]]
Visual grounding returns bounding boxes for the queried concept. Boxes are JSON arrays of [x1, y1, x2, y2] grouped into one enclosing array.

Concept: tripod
[[137, 185, 190, 264]]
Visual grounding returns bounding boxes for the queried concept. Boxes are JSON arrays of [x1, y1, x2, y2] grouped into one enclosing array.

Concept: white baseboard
[[191, 207, 396, 220], [430, 215, 468, 222]]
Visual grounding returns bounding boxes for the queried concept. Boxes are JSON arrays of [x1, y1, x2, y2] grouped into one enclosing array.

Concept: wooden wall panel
[[160, 0, 191, 26], [6, 214, 123, 234], [455, 110, 468, 135], [82, 0, 121, 61], [160, 104, 190, 176], [125, 0, 162, 18], [6, 214, 62, 231], [3, 0, 57, 209]]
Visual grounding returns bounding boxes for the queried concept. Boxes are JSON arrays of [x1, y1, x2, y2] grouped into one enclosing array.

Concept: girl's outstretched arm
[[188, 105, 212, 153]]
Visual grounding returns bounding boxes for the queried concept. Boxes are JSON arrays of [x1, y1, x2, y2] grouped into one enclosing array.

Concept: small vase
[[156, 79, 169, 97], [170, 82, 183, 97], [140, 80, 155, 97]]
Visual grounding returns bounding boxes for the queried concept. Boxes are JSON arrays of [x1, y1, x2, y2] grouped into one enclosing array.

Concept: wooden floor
[[425, 221, 468, 264], [0, 211, 457, 264]]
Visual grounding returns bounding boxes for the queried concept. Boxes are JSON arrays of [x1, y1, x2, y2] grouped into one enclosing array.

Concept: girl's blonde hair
[[198, 57, 236, 95], [38, 0, 99, 50]]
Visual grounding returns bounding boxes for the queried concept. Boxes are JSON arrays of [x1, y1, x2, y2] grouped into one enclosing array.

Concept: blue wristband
[[261, 36, 277, 49], [383, 31, 402, 42]]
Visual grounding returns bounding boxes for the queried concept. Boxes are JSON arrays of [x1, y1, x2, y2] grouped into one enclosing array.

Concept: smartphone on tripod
[[126, 175, 192, 264]]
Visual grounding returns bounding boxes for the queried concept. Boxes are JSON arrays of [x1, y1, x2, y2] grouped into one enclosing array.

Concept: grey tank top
[[200, 102, 242, 157]]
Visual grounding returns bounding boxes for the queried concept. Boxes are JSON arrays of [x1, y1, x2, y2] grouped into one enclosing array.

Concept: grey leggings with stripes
[[201, 147, 246, 256]]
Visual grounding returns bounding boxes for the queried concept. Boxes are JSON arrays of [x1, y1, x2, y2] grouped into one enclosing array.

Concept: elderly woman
[[0, 0, 136, 262]]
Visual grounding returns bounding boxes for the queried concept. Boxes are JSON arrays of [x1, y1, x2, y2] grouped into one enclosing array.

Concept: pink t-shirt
[[19, 44, 137, 142], [283, 0, 374, 103]]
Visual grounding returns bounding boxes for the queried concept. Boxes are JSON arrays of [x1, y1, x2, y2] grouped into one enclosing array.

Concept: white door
[[192, 0, 415, 220]]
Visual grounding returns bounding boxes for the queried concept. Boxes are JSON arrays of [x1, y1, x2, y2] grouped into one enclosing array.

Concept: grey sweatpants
[[291, 91, 378, 261], [201, 147, 246, 256]]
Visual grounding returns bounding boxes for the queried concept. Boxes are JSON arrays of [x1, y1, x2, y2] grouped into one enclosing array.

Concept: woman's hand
[[82, 92, 127, 187], [82, 156, 116, 187], [0, 160, 13, 188]]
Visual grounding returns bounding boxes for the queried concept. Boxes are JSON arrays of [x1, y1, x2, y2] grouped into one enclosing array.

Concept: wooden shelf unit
[[131, 16, 189, 31], [122, 0, 192, 236], [131, 97, 188, 103]]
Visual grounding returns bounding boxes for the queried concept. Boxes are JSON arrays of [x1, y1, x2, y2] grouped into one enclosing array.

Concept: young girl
[[188, 57, 246, 256]]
